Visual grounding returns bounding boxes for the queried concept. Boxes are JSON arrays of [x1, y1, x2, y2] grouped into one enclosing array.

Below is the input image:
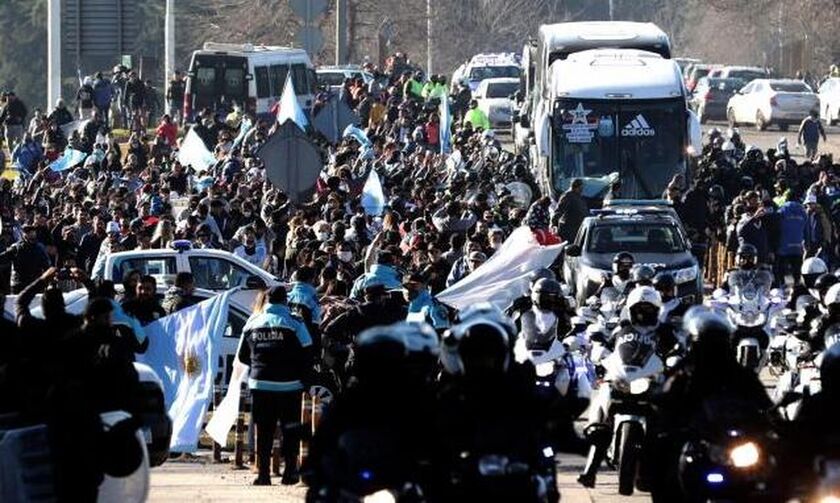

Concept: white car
[[818, 77, 840, 125], [474, 77, 520, 130], [726, 79, 819, 131], [98, 241, 280, 292], [316, 65, 374, 89]]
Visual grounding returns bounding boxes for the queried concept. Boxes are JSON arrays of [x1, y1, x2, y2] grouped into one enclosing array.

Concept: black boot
[[281, 457, 300, 485], [578, 444, 607, 488]]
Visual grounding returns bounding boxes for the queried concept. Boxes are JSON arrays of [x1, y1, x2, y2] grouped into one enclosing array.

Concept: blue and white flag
[[440, 97, 452, 154], [49, 148, 88, 172], [139, 291, 233, 453], [276, 75, 309, 130], [342, 124, 374, 159], [361, 168, 385, 217], [59, 119, 89, 139], [232, 115, 253, 150], [178, 128, 216, 173]]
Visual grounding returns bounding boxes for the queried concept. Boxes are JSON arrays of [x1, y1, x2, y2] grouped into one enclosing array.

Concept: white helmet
[[826, 283, 840, 307], [626, 285, 663, 310], [802, 257, 828, 289], [721, 140, 736, 153]]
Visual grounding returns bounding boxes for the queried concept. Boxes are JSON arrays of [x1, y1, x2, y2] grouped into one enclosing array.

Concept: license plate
[[142, 428, 153, 444]]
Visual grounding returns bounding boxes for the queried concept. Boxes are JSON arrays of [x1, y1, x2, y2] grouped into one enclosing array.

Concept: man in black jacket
[[1, 91, 28, 151], [552, 178, 588, 242], [0, 223, 51, 293]]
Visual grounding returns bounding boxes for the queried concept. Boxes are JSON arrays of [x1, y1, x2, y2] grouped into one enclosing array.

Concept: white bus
[[515, 22, 671, 152], [184, 42, 316, 122], [532, 49, 701, 200]]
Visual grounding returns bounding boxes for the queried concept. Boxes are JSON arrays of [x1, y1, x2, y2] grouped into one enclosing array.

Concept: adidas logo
[[621, 114, 656, 137]]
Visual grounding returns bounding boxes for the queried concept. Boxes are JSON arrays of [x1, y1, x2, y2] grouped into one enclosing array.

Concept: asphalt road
[[705, 120, 840, 160]]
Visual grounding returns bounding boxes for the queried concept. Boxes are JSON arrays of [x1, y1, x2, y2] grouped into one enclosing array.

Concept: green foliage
[[0, 0, 47, 110]]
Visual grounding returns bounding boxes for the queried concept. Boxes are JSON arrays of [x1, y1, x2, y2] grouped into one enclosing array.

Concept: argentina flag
[[440, 96, 452, 154]]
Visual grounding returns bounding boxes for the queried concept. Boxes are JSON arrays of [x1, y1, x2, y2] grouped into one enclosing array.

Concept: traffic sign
[[289, 0, 328, 21], [295, 26, 325, 55]]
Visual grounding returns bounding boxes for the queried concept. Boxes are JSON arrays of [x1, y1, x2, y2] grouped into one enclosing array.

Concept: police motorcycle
[[513, 279, 594, 416], [582, 287, 666, 495], [709, 263, 784, 372]]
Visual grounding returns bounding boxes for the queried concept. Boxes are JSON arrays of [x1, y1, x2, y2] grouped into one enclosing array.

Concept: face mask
[[338, 251, 353, 262]]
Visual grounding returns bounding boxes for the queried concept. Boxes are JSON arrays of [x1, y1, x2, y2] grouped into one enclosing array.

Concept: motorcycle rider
[[435, 308, 560, 503], [517, 278, 572, 351], [598, 251, 635, 297], [578, 286, 665, 488], [789, 257, 829, 309], [813, 273, 840, 308], [646, 307, 773, 502], [807, 283, 840, 354], [655, 272, 690, 349], [505, 267, 557, 322], [722, 243, 773, 292], [303, 322, 439, 500]]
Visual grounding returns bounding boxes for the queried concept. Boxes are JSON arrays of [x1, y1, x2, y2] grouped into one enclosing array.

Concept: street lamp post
[[47, 0, 61, 107], [165, 0, 175, 81]]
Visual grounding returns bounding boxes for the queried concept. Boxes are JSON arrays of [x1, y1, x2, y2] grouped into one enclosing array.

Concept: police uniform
[[237, 286, 313, 484]]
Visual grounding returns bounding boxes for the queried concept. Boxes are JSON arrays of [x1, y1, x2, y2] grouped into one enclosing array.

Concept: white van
[[184, 42, 317, 122]]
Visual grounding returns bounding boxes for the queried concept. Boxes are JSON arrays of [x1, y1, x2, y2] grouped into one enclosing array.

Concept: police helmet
[[736, 243, 758, 269], [802, 257, 828, 288], [815, 273, 840, 302], [631, 264, 657, 286], [355, 322, 440, 382], [612, 252, 635, 280], [441, 315, 512, 376], [683, 305, 733, 353], [653, 272, 677, 301], [530, 278, 565, 311], [529, 267, 556, 285], [626, 286, 662, 328]]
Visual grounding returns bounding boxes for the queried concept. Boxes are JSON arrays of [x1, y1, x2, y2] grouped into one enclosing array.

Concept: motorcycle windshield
[[728, 269, 773, 299]]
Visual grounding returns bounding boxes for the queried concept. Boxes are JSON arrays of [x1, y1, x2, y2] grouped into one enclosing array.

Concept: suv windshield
[[552, 98, 686, 198], [486, 82, 518, 98], [769, 81, 811, 93], [587, 222, 685, 254], [469, 66, 520, 80]]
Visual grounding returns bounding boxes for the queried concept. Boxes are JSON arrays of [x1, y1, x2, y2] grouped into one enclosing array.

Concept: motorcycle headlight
[[734, 311, 766, 327], [729, 441, 760, 468], [819, 496, 840, 503], [630, 377, 650, 395], [535, 361, 555, 377], [673, 265, 699, 284], [364, 490, 397, 503]]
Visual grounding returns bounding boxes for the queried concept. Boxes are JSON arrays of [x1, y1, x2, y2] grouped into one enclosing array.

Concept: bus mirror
[[687, 110, 702, 157]]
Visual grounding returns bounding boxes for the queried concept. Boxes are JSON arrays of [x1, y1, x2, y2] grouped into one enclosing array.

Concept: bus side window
[[270, 65, 289, 97], [255, 66, 271, 98]]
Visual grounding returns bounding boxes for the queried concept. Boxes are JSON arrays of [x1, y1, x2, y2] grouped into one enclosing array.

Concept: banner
[[436, 227, 563, 311], [49, 148, 88, 172], [178, 128, 216, 173], [139, 291, 233, 452], [59, 119, 89, 139], [440, 97, 452, 154], [361, 168, 385, 216], [276, 75, 309, 130], [205, 359, 249, 445]]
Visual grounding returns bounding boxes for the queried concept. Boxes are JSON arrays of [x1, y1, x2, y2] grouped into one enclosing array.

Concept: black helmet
[[612, 252, 635, 280], [683, 306, 733, 361], [631, 264, 657, 286], [354, 322, 440, 384], [530, 278, 565, 311], [653, 272, 677, 301], [815, 273, 840, 302], [708, 127, 722, 142], [529, 267, 556, 285], [736, 243, 758, 269], [442, 316, 512, 376]]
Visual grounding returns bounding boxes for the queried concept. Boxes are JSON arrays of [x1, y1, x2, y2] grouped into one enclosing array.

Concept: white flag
[[436, 227, 563, 311], [178, 128, 216, 173], [138, 291, 233, 453], [276, 75, 309, 130], [361, 168, 385, 216]]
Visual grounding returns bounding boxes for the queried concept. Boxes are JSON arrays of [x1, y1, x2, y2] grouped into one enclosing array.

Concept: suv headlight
[[673, 265, 699, 284]]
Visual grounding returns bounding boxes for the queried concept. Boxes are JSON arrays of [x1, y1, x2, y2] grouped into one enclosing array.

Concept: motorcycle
[[677, 395, 781, 502], [591, 329, 664, 495], [773, 337, 822, 421], [709, 269, 784, 372]]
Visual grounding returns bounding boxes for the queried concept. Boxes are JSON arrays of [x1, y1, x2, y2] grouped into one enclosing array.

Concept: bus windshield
[[551, 98, 686, 198], [469, 66, 520, 80]]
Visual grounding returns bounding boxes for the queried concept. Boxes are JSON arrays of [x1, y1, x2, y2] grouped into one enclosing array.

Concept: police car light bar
[[602, 199, 672, 207]]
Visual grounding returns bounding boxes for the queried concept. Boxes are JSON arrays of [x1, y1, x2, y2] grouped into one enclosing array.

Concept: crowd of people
[[1, 52, 840, 502]]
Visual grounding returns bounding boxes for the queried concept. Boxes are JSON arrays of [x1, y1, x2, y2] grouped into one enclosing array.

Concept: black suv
[[561, 200, 702, 304]]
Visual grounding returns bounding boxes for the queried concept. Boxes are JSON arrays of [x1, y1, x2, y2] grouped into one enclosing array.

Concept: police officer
[[518, 278, 571, 351], [237, 285, 314, 486], [808, 283, 840, 355]]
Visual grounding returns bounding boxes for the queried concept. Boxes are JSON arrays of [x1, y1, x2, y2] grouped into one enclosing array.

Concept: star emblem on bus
[[570, 103, 592, 124]]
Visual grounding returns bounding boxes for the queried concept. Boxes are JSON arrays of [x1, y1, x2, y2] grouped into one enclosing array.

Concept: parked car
[[316, 65, 374, 89], [690, 77, 744, 123], [561, 200, 702, 305], [97, 241, 280, 292], [685, 64, 716, 93], [726, 79, 819, 131], [708, 65, 769, 82], [474, 77, 519, 130], [818, 77, 840, 125]]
